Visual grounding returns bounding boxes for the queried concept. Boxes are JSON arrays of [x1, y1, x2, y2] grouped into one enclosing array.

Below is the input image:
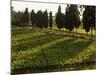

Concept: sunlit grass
[[11, 27, 96, 74]]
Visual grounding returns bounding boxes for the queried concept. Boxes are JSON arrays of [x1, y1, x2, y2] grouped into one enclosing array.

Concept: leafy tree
[[11, 8, 17, 25], [49, 11, 53, 29], [65, 5, 73, 35], [73, 5, 81, 34], [55, 5, 65, 31], [83, 6, 90, 34], [11, 7, 23, 26], [65, 4, 70, 30], [90, 6, 96, 37], [43, 9, 48, 28], [16, 11, 23, 25], [21, 8, 29, 25], [65, 4, 75, 33], [90, 6, 96, 30], [82, 6, 96, 37], [36, 10, 43, 29], [30, 9, 36, 27], [65, 4, 80, 36]]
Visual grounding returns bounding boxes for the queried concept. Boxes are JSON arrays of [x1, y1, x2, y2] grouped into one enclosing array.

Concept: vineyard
[[11, 26, 96, 74]]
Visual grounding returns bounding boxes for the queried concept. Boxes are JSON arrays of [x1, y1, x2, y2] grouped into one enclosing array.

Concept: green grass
[[11, 26, 96, 74]]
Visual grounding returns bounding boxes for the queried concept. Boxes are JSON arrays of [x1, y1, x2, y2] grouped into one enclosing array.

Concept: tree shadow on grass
[[11, 37, 75, 74], [12, 37, 95, 74], [12, 33, 64, 52], [12, 28, 32, 36], [43, 38, 94, 65]]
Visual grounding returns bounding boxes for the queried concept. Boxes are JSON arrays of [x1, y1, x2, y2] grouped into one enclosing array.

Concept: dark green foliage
[[82, 6, 90, 33], [73, 6, 81, 33], [35, 10, 43, 29], [12, 10, 23, 25], [55, 5, 65, 30], [30, 9, 36, 27], [90, 6, 96, 30], [65, 4, 70, 29], [21, 8, 29, 25], [43, 9, 48, 28], [65, 4, 74, 31], [82, 6, 96, 34], [65, 4, 80, 33], [49, 11, 53, 29]]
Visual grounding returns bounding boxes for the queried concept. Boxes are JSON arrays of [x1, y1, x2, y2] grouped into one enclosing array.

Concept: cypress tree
[[36, 10, 43, 29], [65, 4, 70, 30], [55, 5, 65, 31], [49, 11, 53, 29], [65, 4, 80, 36], [82, 6, 96, 38], [11, 9, 23, 26], [30, 9, 36, 28], [43, 9, 48, 29], [21, 8, 29, 25], [73, 5, 81, 34], [17, 11, 23, 25], [65, 4, 74, 33], [65, 4, 73, 32], [91, 6, 96, 36]]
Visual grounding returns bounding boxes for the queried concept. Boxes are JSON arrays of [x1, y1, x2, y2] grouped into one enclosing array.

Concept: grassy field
[[11, 26, 96, 74]]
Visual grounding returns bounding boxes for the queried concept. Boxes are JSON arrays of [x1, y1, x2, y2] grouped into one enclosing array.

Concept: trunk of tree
[[69, 30, 71, 36], [49, 27, 52, 32], [50, 27, 52, 31], [73, 29, 74, 37], [32, 25, 34, 30], [60, 29, 61, 34], [91, 27, 93, 39], [86, 32, 88, 37], [76, 28, 77, 34]]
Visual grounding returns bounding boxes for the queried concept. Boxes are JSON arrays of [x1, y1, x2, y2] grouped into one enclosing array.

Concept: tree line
[[11, 4, 96, 37], [12, 7, 52, 29]]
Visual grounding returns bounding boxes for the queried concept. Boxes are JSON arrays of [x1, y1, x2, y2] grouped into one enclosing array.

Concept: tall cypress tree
[[65, 4, 70, 30], [49, 11, 53, 29], [36, 10, 43, 29], [68, 5, 74, 33], [64, 5, 73, 35], [73, 5, 81, 34], [17, 11, 23, 25], [21, 8, 29, 25], [90, 6, 96, 36], [43, 9, 48, 28], [30, 9, 36, 27], [65, 4, 74, 32], [11, 8, 23, 26], [82, 6, 96, 38], [55, 5, 65, 31], [65, 4, 80, 36], [83, 6, 90, 34]]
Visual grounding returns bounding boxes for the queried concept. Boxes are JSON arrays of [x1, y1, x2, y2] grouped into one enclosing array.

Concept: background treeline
[[11, 4, 96, 37]]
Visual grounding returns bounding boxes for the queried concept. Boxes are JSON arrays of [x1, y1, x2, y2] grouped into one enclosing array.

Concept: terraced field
[[11, 27, 96, 74]]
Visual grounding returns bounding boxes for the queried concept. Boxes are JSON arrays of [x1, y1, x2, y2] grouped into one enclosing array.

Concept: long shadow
[[12, 33, 64, 52], [52, 29, 96, 39], [12, 28, 32, 36], [11, 37, 75, 74], [12, 38, 94, 74], [12, 32, 47, 45], [43, 38, 94, 65]]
